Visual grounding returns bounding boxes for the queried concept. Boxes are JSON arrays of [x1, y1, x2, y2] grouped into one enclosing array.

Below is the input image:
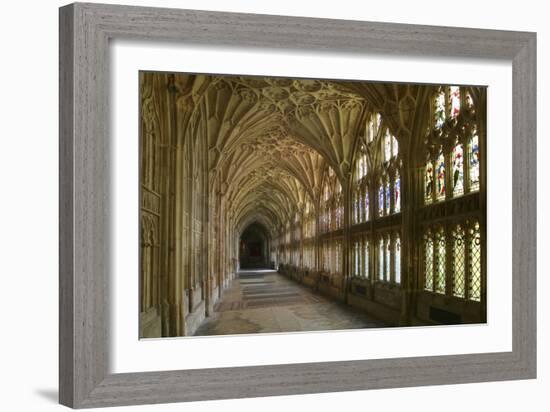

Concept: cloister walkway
[[194, 269, 385, 336]]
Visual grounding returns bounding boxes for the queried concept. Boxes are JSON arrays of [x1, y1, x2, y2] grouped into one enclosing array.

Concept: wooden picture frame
[[59, 2, 536, 408]]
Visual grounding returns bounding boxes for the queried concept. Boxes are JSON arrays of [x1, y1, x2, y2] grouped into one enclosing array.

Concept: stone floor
[[194, 269, 386, 336]]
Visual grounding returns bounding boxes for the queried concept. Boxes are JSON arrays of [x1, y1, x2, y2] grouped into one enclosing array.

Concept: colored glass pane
[[452, 144, 464, 197], [394, 173, 401, 213], [436, 152, 446, 201], [425, 160, 434, 204], [434, 90, 446, 128], [450, 86, 461, 119], [469, 133, 480, 192], [395, 236, 401, 284], [452, 225, 466, 298]]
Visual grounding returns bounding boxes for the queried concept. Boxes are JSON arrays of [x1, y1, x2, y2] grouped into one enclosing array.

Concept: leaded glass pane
[[385, 181, 391, 215], [469, 132, 480, 192], [425, 160, 434, 205], [353, 240, 359, 276], [363, 191, 369, 222], [424, 233, 434, 291], [378, 238, 384, 280], [385, 236, 391, 282], [434, 90, 446, 128], [395, 235, 401, 284], [450, 86, 461, 119], [435, 228, 446, 294], [384, 129, 392, 162], [394, 172, 401, 213], [452, 144, 464, 197], [469, 221, 482, 301], [392, 135, 399, 157], [356, 192, 361, 223], [378, 184, 384, 217], [363, 239, 369, 279], [452, 225, 466, 298], [436, 152, 446, 201], [465, 91, 474, 110]]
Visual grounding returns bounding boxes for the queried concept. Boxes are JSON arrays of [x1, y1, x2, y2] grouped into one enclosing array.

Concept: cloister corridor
[[194, 269, 384, 336], [139, 71, 486, 338]]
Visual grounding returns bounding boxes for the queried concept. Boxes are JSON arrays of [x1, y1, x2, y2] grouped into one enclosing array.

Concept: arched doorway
[[239, 222, 271, 269]]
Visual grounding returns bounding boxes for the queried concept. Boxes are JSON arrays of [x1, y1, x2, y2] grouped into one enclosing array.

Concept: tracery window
[[394, 234, 401, 284], [377, 128, 400, 217], [433, 85, 461, 129], [334, 240, 342, 274], [352, 148, 369, 224], [362, 238, 370, 279], [378, 237, 385, 281], [423, 221, 482, 302], [451, 143, 465, 197], [435, 227, 446, 294], [468, 220, 482, 301], [394, 171, 401, 213], [321, 167, 343, 232], [469, 128, 480, 192], [378, 180, 385, 218], [450, 86, 461, 120], [452, 224, 466, 298], [351, 236, 369, 279], [423, 230, 434, 291], [436, 151, 446, 201], [434, 88, 446, 129], [376, 232, 400, 283], [353, 239, 361, 277], [425, 86, 481, 204], [367, 112, 382, 142], [425, 159, 434, 205]]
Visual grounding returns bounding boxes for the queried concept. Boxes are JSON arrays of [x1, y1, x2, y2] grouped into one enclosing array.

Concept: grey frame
[[59, 2, 536, 408]]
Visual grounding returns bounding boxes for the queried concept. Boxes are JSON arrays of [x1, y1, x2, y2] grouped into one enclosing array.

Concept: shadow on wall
[[239, 222, 272, 269]]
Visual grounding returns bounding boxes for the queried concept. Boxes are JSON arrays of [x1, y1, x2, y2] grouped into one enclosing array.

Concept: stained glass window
[[358, 238, 363, 278], [452, 225, 466, 298], [367, 113, 381, 142], [394, 172, 401, 213], [394, 235, 401, 284], [469, 221, 482, 301], [436, 151, 446, 201], [358, 153, 367, 178], [425, 160, 434, 205], [384, 129, 392, 162], [435, 227, 446, 294], [452, 143, 464, 197], [353, 240, 360, 276], [385, 236, 391, 282], [424, 231, 434, 291], [378, 238, 384, 281], [392, 135, 399, 158], [363, 190, 369, 222], [450, 86, 461, 120], [434, 89, 446, 128], [385, 180, 391, 215], [469, 131, 480, 192], [465, 91, 474, 110], [378, 183, 385, 217], [352, 192, 361, 223], [336, 241, 342, 273], [363, 239, 369, 279]]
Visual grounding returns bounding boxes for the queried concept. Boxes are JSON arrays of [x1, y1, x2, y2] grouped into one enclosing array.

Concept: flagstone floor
[[193, 269, 386, 336]]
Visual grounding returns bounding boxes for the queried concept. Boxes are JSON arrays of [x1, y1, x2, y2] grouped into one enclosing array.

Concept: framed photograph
[[59, 2, 536, 408]]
